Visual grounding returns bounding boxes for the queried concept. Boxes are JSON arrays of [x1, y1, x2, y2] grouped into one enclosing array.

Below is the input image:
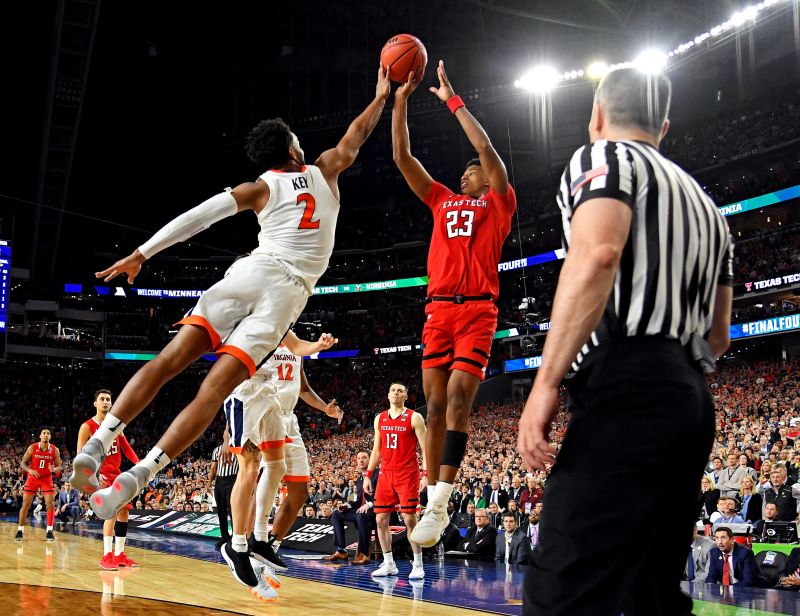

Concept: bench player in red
[[16, 429, 62, 542], [363, 383, 427, 579], [391, 61, 517, 546], [76, 389, 141, 570]]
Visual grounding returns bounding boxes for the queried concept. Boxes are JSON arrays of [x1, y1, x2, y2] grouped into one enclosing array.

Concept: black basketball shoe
[[248, 535, 288, 572], [221, 541, 258, 587], [45, 530, 55, 542], [14, 530, 23, 542]]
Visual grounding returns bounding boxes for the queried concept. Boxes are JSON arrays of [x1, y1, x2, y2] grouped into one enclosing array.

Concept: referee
[[210, 436, 238, 549], [518, 67, 733, 615]]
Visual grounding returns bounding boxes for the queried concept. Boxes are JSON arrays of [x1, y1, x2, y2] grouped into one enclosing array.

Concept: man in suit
[[487, 502, 503, 528], [706, 527, 758, 587], [777, 546, 800, 590], [55, 481, 81, 527], [685, 526, 715, 582], [496, 512, 531, 564], [508, 476, 526, 503], [462, 508, 496, 561], [483, 478, 509, 511], [323, 452, 376, 565]]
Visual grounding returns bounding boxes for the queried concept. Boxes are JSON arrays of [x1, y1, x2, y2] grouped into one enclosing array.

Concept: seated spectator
[[317, 502, 333, 520], [752, 502, 779, 540], [483, 478, 508, 511], [507, 500, 522, 525], [471, 487, 486, 510], [717, 453, 747, 498], [508, 476, 526, 503], [706, 527, 759, 587], [738, 476, 762, 524], [487, 502, 503, 528], [776, 546, 800, 590], [525, 507, 542, 550], [495, 512, 531, 565], [710, 496, 745, 525], [461, 508, 497, 561], [686, 526, 715, 582], [518, 476, 543, 514], [699, 476, 721, 523], [440, 519, 463, 551], [56, 481, 81, 527], [453, 484, 470, 513], [303, 504, 317, 519]]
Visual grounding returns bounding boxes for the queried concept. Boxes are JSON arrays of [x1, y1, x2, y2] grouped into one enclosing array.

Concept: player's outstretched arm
[[95, 181, 269, 284], [282, 330, 338, 357], [429, 60, 509, 194], [392, 72, 434, 201], [315, 64, 390, 185], [299, 365, 343, 424]]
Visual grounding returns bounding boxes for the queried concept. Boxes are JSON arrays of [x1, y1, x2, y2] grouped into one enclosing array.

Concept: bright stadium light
[[633, 49, 668, 74], [516, 65, 561, 94], [586, 61, 609, 80], [730, 5, 758, 26]]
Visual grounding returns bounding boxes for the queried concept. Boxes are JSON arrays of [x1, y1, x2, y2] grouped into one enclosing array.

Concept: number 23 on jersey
[[445, 210, 474, 238]]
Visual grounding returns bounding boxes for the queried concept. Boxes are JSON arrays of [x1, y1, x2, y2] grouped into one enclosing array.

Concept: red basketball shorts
[[373, 468, 420, 515], [23, 476, 55, 494], [421, 301, 498, 380], [100, 472, 133, 510]]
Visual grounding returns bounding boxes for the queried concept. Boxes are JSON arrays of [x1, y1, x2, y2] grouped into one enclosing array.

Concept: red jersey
[[85, 418, 139, 476], [424, 182, 516, 299], [29, 443, 57, 479], [377, 408, 419, 472]]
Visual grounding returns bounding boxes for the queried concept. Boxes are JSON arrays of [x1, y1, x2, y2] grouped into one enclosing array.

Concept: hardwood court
[[0, 522, 478, 615]]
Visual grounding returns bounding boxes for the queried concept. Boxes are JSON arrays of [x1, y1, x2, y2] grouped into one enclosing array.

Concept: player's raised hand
[[395, 70, 421, 101], [316, 333, 338, 351], [429, 60, 456, 103], [376, 63, 391, 100], [95, 249, 146, 284], [324, 399, 343, 425]]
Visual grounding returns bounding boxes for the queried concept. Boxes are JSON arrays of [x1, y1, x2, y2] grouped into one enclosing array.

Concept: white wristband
[[138, 191, 238, 259]]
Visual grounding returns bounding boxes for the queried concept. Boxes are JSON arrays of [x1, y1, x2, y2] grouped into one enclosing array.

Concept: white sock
[[427, 484, 436, 501], [254, 458, 287, 541], [114, 536, 126, 555], [17, 525, 23, 532], [93, 415, 128, 453], [47, 524, 53, 532], [103, 535, 113, 554], [272, 539, 282, 552], [413, 552, 423, 566], [382, 552, 394, 566], [138, 447, 171, 481], [429, 481, 454, 509], [232, 533, 248, 553]]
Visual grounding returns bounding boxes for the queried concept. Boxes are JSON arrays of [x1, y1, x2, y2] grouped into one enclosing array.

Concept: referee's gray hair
[[595, 68, 672, 137]]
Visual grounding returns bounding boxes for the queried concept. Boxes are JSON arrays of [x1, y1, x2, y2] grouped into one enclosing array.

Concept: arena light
[[633, 49, 668, 74], [586, 61, 609, 80], [515, 65, 561, 93], [730, 5, 759, 26]]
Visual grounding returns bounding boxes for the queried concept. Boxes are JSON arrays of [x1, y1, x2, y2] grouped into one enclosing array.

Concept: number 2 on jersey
[[277, 363, 294, 381], [445, 210, 474, 238], [297, 192, 320, 229], [385, 433, 398, 449]]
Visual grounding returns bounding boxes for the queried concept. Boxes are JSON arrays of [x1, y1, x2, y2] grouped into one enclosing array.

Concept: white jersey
[[254, 164, 339, 291], [268, 344, 303, 413]]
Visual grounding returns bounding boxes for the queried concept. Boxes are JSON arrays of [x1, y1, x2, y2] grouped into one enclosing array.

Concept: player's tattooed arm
[[20, 446, 39, 478]]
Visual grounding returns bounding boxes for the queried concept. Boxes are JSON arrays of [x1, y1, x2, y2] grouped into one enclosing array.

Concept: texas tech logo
[[284, 523, 335, 543], [745, 282, 753, 292]]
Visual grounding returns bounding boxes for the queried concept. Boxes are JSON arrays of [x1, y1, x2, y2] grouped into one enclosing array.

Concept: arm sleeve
[[718, 231, 734, 286], [118, 435, 139, 464], [422, 181, 451, 212], [568, 141, 637, 212], [138, 191, 238, 259]]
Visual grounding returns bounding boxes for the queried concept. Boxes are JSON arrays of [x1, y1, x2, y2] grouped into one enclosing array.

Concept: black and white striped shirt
[[212, 445, 239, 478], [557, 139, 734, 372]]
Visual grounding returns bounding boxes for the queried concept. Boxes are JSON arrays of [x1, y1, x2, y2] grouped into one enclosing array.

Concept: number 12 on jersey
[[445, 210, 474, 238]]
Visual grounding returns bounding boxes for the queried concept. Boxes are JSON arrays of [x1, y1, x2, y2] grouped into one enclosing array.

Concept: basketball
[[380, 34, 427, 83]]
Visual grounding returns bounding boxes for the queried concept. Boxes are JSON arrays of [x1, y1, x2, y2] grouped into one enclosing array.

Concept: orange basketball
[[380, 34, 427, 84]]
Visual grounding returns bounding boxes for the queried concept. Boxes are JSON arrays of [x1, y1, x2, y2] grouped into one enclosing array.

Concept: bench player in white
[[70, 66, 391, 516], [222, 329, 342, 588]]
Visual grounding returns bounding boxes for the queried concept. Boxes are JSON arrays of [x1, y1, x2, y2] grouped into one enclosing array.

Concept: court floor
[[1, 518, 799, 614]]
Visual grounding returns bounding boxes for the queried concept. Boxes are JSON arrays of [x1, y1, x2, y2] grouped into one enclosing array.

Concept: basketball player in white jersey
[[70, 65, 391, 517], [222, 329, 342, 588]]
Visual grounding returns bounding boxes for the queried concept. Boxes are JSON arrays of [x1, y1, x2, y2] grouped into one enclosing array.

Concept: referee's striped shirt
[[212, 445, 239, 478], [557, 139, 734, 372]]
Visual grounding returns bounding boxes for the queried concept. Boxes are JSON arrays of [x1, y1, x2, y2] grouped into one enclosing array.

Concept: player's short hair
[[465, 158, 481, 169], [245, 118, 294, 169], [94, 388, 112, 401], [595, 67, 671, 138], [39, 427, 51, 433], [389, 382, 408, 392]]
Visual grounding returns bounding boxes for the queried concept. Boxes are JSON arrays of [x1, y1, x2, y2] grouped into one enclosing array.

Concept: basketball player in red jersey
[[391, 61, 516, 546], [76, 389, 141, 570], [16, 429, 62, 542], [363, 383, 427, 579]]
